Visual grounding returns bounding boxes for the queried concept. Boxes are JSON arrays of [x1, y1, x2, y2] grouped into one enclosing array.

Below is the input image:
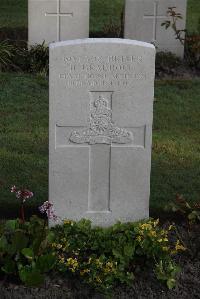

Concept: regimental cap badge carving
[[70, 96, 133, 145]]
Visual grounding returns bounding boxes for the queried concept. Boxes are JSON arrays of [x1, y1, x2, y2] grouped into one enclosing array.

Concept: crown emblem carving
[[70, 96, 133, 145]]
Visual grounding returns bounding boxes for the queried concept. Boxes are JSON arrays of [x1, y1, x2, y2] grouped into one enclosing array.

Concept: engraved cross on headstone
[[60, 92, 134, 213], [45, 0, 73, 41], [143, 1, 167, 42]]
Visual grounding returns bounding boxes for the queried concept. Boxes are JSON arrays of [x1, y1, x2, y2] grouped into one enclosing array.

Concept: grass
[[0, 0, 27, 28], [90, 0, 124, 34], [0, 0, 199, 34], [0, 73, 48, 217], [152, 80, 200, 211], [186, 0, 200, 33], [0, 73, 199, 218]]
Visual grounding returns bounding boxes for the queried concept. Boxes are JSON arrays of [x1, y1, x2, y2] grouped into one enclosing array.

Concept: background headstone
[[49, 38, 155, 226], [28, 0, 89, 45], [124, 0, 187, 57]]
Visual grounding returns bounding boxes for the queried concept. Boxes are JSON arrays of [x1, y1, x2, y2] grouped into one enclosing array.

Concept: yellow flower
[[105, 262, 114, 272], [80, 269, 90, 276], [138, 230, 144, 235], [160, 230, 167, 236], [153, 219, 159, 227], [56, 244, 63, 249], [140, 223, 152, 230], [67, 257, 73, 263], [162, 246, 169, 252], [175, 240, 186, 251], [58, 256, 65, 264], [106, 262, 113, 267], [52, 243, 63, 249], [96, 276, 102, 284], [95, 259, 103, 267], [157, 236, 168, 243], [148, 230, 157, 237], [136, 236, 142, 242], [66, 257, 79, 270], [63, 219, 74, 226], [62, 245, 69, 252], [61, 237, 67, 242]]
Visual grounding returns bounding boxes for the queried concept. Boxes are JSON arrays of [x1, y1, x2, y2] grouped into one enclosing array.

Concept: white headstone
[[124, 0, 187, 57], [49, 38, 155, 226], [28, 0, 89, 45]]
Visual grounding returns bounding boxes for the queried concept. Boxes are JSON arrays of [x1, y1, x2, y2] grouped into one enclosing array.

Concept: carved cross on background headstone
[[143, 1, 167, 42], [45, 0, 73, 41]]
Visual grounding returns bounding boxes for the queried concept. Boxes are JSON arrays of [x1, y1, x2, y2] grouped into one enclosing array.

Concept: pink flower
[[11, 186, 34, 202], [16, 191, 22, 199], [11, 185, 17, 193], [39, 201, 58, 221], [20, 189, 34, 201], [10, 185, 34, 223]]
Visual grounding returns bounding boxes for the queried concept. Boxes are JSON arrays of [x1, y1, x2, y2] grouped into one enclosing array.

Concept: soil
[[0, 221, 200, 299], [0, 27, 27, 42]]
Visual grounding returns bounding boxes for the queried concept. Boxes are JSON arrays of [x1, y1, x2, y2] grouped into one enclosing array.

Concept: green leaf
[[124, 244, 135, 258], [167, 278, 176, 289], [5, 219, 18, 231], [1, 258, 16, 274], [19, 266, 44, 286], [11, 231, 29, 252], [46, 231, 55, 243], [21, 248, 34, 260], [172, 206, 178, 212], [36, 254, 56, 273], [0, 236, 8, 251], [188, 211, 198, 220], [112, 248, 122, 259], [161, 21, 170, 29]]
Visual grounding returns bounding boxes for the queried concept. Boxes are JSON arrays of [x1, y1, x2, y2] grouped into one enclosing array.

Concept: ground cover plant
[[0, 188, 186, 293], [0, 186, 199, 296], [1, 211, 200, 298]]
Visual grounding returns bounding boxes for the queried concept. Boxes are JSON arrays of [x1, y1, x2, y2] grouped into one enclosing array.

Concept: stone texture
[[124, 0, 187, 57], [28, 0, 89, 45], [49, 38, 155, 226]]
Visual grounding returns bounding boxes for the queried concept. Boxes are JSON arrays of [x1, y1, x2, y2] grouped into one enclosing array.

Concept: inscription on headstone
[[28, 0, 89, 45], [49, 39, 155, 226], [124, 0, 187, 57]]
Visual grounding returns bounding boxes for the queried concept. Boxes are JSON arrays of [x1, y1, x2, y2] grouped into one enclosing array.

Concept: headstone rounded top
[[49, 38, 155, 50]]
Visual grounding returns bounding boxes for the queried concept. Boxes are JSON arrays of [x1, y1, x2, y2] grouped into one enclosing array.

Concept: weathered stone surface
[[49, 39, 155, 226], [124, 0, 187, 57], [28, 0, 89, 45]]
